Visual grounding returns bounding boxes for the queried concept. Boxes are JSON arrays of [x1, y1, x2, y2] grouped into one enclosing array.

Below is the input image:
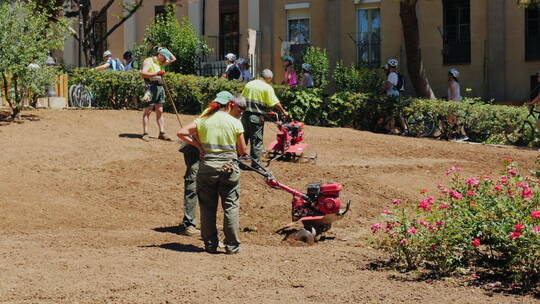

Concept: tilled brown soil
[[0, 109, 539, 303]]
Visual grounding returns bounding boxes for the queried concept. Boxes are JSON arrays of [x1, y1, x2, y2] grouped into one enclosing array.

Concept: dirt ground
[[1, 109, 539, 304]]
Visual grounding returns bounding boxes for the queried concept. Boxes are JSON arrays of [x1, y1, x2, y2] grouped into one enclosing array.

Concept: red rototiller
[[238, 158, 351, 244], [264, 112, 317, 164]]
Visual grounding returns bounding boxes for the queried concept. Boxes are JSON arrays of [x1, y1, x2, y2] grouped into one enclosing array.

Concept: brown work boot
[[141, 133, 150, 141], [179, 226, 200, 237], [158, 132, 172, 141]]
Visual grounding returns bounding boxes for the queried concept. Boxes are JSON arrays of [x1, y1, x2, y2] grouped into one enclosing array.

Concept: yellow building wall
[[265, 0, 537, 101], [506, 6, 540, 101], [239, 0, 249, 58]]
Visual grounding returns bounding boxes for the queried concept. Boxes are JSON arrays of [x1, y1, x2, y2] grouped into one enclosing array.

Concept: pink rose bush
[[370, 160, 540, 288]]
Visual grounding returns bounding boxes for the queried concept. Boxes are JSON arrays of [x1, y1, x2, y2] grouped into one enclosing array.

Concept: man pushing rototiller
[[241, 69, 316, 166]]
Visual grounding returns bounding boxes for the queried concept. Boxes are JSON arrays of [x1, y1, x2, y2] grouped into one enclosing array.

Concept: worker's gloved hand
[[157, 71, 165, 77]]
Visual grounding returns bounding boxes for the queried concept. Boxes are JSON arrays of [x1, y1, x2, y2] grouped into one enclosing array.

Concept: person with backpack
[[222, 53, 241, 81], [123, 51, 139, 71], [93, 50, 125, 71], [380, 59, 405, 133], [300, 63, 314, 88], [383, 59, 402, 97], [526, 71, 540, 129]]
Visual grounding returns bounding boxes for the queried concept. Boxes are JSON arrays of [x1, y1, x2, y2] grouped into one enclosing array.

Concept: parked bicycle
[[504, 104, 539, 146], [386, 98, 436, 137], [68, 84, 95, 108]]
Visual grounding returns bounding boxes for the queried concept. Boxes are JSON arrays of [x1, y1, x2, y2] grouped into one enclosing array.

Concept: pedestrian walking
[[241, 69, 289, 166], [447, 68, 468, 141], [238, 58, 252, 82], [139, 47, 176, 141], [177, 91, 248, 254], [92, 50, 125, 71], [222, 53, 241, 81], [300, 63, 314, 88], [281, 56, 297, 87], [123, 51, 139, 71], [381, 59, 401, 133], [448, 68, 462, 102]]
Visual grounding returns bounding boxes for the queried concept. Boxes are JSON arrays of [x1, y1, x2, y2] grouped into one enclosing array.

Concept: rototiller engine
[[238, 158, 351, 243], [264, 112, 317, 164]]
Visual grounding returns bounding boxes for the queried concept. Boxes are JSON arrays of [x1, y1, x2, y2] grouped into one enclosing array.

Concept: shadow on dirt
[[140, 243, 204, 253], [152, 226, 179, 235], [118, 133, 142, 139], [0, 111, 40, 126]]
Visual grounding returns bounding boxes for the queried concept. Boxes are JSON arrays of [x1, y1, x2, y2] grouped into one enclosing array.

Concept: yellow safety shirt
[[195, 111, 244, 153], [241, 79, 279, 114]]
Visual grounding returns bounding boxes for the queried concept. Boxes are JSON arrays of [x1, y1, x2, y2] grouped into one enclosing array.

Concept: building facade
[[61, 0, 540, 102], [262, 0, 540, 101]]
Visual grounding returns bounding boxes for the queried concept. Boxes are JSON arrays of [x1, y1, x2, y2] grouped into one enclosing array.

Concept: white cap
[[301, 63, 311, 71], [225, 53, 237, 61], [448, 68, 460, 78], [103, 50, 112, 58], [261, 69, 273, 79], [387, 58, 398, 67]]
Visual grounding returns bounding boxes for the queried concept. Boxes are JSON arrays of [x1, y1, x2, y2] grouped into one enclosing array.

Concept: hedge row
[[68, 69, 535, 146]]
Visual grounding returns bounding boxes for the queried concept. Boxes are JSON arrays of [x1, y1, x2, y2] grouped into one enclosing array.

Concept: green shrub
[[69, 68, 144, 109], [302, 46, 329, 89], [274, 86, 324, 125], [68, 68, 537, 147], [141, 5, 209, 74], [334, 61, 384, 94], [371, 160, 540, 289]]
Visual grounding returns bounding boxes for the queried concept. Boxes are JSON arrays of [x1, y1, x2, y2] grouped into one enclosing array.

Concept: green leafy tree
[[142, 5, 208, 74], [302, 46, 329, 90], [0, 1, 69, 120]]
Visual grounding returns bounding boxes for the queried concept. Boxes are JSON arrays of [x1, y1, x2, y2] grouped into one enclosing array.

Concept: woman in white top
[[448, 68, 462, 102], [447, 68, 467, 141]]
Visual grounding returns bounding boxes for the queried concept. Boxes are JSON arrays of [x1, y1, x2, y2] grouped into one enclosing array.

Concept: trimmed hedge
[[68, 69, 535, 146]]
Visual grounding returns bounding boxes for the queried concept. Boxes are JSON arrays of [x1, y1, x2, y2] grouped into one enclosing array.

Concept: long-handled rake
[[161, 75, 183, 129]]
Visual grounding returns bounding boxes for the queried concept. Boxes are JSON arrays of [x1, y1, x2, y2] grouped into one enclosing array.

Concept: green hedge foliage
[[68, 69, 535, 146]]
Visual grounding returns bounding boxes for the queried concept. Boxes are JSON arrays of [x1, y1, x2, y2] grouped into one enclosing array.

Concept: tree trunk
[[399, 1, 435, 99]]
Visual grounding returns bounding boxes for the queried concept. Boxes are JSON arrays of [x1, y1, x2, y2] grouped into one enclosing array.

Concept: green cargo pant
[[180, 144, 199, 229], [241, 112, 264, 165], [197, 154, 241, 253]]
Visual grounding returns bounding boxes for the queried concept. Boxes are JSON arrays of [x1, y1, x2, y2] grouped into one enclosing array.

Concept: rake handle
[[161, 76, 183, 128]]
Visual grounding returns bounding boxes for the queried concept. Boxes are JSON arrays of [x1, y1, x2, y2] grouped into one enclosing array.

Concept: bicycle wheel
[[68, 84, 81, 107], [69, 84, 94, 108], [405, 112, 435, 137], [520, 121, 537, 146], [504, 121, 536, 146], [79, 86, 94, 107]]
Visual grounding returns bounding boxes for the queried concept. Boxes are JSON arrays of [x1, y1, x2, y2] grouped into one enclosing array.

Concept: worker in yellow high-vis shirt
[[177, 91, 247, 254], [241, 69, 288, 166]]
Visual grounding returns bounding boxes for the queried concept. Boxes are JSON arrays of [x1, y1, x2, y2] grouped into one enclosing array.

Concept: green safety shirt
[[195, 111, 244, 153], [241, 79, 279, 114]]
